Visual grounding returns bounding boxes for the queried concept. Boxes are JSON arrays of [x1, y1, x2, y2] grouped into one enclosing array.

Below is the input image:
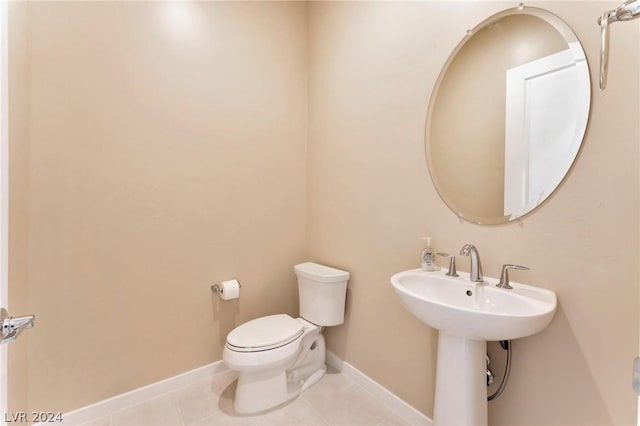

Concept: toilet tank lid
[[294, 262, 350, 283]]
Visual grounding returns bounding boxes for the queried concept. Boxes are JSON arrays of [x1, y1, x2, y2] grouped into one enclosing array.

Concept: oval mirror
[[425, 6, 591, 225]]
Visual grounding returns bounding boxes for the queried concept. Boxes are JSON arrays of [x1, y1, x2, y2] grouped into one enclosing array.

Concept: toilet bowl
[[223, 314, 325, 413], [222, 262, 349, 414]]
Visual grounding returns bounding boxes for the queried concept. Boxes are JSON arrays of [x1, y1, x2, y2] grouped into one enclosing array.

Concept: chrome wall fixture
[[598, 0, 640, 90], [0, 308, 35, 344]]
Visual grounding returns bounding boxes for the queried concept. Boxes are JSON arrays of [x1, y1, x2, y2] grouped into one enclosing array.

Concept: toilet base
[[232, 329, 327, 414], [234, 369, 289, 414], [233, 365, 326, 414]]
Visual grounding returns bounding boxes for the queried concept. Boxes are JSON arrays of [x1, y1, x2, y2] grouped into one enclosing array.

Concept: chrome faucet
[[460, 244, 483, 283]]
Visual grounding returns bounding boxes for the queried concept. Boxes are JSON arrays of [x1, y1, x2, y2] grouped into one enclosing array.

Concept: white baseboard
[[47, 352, 431, 426], [44, 361, 227, 426], [326, 350, 433, 426]]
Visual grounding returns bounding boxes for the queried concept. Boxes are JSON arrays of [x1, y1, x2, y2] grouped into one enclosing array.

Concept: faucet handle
[[497, 264, 529, 290], [437, 253, 459, 277]]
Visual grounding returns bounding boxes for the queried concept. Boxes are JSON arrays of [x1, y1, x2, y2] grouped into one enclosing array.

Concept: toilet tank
[[294, 262, 350, 327]]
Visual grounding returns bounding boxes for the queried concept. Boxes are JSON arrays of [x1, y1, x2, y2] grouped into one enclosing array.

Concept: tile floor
[[80, 368, 413, 426]]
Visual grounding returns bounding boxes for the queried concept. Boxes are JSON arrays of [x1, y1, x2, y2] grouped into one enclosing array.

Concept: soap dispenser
[[421, 237, 437, 271]]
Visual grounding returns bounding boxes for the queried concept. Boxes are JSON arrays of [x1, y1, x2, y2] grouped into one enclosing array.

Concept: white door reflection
[[504, 42, 590, 219]]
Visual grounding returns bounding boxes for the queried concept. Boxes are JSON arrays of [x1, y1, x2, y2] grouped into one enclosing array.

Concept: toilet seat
[[226, 314, 304, 352]]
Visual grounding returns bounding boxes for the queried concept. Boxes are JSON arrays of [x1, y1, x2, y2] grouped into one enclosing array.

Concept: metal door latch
[[633, 357, 640, 395], [0, 308, 35, 344]]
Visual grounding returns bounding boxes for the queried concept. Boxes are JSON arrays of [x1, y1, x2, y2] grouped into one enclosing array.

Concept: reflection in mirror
[[426, 7, 591, 225]]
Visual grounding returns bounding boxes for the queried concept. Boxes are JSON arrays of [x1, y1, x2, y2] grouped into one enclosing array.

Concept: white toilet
[[222, 262, 350, 414]]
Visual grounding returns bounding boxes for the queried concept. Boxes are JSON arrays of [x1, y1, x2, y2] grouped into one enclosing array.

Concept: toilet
[[222, 262, 350, 414]]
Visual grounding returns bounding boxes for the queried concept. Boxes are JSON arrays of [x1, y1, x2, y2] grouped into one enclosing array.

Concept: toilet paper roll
[[220, 279, 240, 301]]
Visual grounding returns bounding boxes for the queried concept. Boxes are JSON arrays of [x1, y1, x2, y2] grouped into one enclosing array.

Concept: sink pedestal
[[433, 332, 487, 426]]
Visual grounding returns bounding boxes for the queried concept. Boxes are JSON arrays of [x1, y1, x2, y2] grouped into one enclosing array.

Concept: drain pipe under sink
[[488, 340, 512, 401]]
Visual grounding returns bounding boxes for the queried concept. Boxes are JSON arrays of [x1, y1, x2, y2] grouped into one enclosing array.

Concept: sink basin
[[390, 268, 556, 341], [391, 268, 557, 425]]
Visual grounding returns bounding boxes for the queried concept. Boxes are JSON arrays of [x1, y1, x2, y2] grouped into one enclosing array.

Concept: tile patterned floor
[[80, 368, 413, 426]]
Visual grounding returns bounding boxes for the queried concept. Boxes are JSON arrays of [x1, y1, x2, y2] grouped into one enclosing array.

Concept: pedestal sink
[[390, 269, 556, 426]]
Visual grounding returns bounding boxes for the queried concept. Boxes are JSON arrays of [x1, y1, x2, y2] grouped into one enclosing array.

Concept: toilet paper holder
[[210, 281, 242, 294]]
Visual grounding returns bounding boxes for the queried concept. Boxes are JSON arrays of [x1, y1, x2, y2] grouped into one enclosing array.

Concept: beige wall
[[10, 1, 308, 413], [8, 0, 30, 415], [8, 1, 640, 425], [308, 1, 638, 425]]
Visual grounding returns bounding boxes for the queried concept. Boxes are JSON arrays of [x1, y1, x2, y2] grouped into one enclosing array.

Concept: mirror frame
[[425, 5, 591, 225]]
